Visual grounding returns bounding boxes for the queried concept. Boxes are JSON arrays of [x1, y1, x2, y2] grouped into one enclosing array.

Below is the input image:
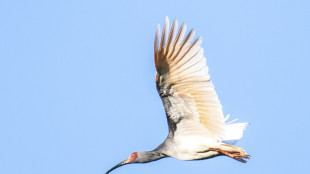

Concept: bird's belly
[[172, 151, 219, 161], [166, 143, 219, 160], [163, 135, 219, 160]]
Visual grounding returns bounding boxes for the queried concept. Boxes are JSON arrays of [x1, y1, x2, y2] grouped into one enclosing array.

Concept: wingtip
[[181, 23, 187, 31], [165, 16, 169, 23], [156, 24, 160, 36], [164, 16, 170, 30], [171, 18, 178, 32], [160, 17, 170, 51], [188, 29, 196, 37], [154, 24, 161, 53], [172, 18, 178, 25], [197, 36, 202, 43]]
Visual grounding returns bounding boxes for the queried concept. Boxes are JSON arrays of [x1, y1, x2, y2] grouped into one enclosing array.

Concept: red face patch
[[128, 152, 138, 162]]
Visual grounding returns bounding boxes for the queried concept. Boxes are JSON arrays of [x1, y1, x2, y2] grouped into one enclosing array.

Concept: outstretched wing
[[154, 17, 226, 139]]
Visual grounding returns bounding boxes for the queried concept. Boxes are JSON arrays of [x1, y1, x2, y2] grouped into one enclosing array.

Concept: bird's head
[[106, 151, 165, 173], [105, 152, 139, 174], [126, 152, 139, 163]]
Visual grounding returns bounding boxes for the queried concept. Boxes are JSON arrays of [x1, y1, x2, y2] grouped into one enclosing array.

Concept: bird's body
[[106, 17, 249, 174], [157, 133, 220, 160]]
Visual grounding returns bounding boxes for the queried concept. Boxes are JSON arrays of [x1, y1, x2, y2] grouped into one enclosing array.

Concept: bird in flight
[[106, 17, 249, 174]]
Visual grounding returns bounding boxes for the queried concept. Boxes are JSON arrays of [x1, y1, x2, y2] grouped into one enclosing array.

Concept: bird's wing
[[154, 17, 226, 139]]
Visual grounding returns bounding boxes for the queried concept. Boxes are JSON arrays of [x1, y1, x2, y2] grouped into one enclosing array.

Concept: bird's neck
[[138, 150, 166, 163], [149, 150, 166, 160]]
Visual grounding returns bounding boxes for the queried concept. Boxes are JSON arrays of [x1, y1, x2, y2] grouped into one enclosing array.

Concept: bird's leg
[[209, 148, 250, 159], [208, 144, 250, 160], [209, 148, 249, 159]]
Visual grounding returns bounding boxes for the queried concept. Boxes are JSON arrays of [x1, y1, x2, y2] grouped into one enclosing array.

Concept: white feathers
[[222, 122, 249, 144], [154, 17, 248, 143]]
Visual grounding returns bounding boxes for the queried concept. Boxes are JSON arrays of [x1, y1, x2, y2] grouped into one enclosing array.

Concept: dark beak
[[105, 159, 128, 174]]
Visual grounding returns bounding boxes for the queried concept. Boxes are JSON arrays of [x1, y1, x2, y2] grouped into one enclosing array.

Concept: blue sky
[[0, 0, 309, 174]]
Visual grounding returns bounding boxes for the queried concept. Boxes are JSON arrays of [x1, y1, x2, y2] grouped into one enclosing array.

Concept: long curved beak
[[105, 159, 128, 174]]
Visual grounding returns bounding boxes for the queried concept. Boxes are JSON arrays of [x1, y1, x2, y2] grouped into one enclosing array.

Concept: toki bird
[[106, 17, 249, 174]]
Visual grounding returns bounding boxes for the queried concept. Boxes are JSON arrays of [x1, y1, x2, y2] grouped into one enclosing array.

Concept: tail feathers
[[222, 116, 249, 144]]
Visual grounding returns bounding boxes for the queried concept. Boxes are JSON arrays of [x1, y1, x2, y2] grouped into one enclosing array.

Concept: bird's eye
[[131, 152, 137, 157]]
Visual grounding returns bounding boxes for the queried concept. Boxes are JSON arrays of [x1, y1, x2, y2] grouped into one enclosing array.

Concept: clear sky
[[1, 0, 309, 174]]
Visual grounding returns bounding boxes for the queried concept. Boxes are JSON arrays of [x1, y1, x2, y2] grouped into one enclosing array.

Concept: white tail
[[222, 114, 249, 145]]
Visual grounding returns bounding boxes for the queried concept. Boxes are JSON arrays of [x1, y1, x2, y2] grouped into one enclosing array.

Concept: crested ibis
[[105, 17, 249, 174]]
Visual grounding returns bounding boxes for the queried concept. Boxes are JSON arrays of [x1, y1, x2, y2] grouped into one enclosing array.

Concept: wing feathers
[[154, 25, 160, 68], [165, 19, 178, 56], [173, 23, 187, 48], [171, 29, 195, 64], [155, 18, 246, 140], [160, 17, 169, 53]]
